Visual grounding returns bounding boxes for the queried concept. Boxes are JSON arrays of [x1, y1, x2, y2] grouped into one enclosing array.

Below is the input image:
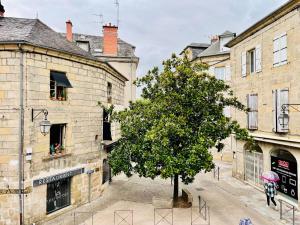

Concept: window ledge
[[43, 153, 72, 162]]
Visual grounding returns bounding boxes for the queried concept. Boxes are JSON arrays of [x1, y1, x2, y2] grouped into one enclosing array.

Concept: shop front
[[33, 168, 84, 214], [271, 149, 298, 202]]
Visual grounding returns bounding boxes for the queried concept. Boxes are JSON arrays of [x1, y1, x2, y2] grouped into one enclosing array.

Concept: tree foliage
[[108, 54, 250, 198]]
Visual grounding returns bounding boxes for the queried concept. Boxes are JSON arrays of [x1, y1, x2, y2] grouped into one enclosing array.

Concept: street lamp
[[31, 109, 51, 136], [278, 113, 289, 128]]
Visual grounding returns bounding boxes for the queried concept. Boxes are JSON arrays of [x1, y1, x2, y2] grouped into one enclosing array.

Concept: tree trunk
[[173, 174, 179, 202]]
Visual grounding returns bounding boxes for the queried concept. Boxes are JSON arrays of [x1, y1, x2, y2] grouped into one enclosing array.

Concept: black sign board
[[47, 177, 71, 214], [271, 156, 298, 200], [33, 168, 84, 187]]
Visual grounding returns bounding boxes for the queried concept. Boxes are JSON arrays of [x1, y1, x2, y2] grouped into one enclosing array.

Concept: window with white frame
[[50, 71, 72, 101], [273, 89, 289, 133], [214, 67, 226, 80], [247, 94, 258, 130], [273, 33, 287, 67], [213, 66, 231, 81], [241, 45, 262, 77]]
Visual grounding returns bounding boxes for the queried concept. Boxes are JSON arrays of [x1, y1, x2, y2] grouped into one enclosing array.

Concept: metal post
[[18, 44, 25, 225], [88, 173, 91, 203], [213, 168, 215, 178], [217, 167, 220, 181], [279, 200, 282, 220], [73, 212, 76, 225], [204, 202, 207, 220], [292, 206, 295, 225], [208, 206, 210, 225]]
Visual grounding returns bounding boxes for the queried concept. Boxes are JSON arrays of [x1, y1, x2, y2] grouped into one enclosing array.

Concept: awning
[[50, 71, 73, 88]]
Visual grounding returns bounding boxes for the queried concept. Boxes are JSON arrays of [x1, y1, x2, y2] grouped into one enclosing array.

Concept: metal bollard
[[279, 200, 282, 220], [217, 167, 220, 181]]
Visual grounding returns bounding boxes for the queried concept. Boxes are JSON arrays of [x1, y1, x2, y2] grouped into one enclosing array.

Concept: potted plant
[[50, 92, 56, 100]]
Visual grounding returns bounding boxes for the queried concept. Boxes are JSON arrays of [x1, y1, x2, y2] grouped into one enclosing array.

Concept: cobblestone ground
[[44, 160, 299, 225]]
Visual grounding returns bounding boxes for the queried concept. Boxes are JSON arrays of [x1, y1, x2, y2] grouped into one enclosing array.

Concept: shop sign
[[33, 168, 84, 187], [271, 156, 298, 200]]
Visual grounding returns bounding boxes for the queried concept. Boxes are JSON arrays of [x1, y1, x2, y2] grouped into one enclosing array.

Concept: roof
[[65, 33, 137, 58], [180, 42, 210, 59], [226, 0, 300, 48], [197, 40, 229, 58], [196, 31, 235, 59], [0, 17, 128, 81], [0, 17, 96, 60], [219, 30, 235, 37]]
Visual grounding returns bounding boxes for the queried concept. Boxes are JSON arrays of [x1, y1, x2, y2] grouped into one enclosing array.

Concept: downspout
[[18, 44, 25, 225]]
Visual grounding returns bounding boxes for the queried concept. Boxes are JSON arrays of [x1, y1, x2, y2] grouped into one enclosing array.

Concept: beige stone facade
[[0, 44, 126, 224], [228, 1, 300, 207]]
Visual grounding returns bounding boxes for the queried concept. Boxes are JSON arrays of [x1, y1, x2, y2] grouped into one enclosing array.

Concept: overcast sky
[[4, 0, 287, 78]]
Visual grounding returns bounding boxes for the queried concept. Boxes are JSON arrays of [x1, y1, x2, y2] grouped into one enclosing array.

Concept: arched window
[[270, 149, 298, 201]]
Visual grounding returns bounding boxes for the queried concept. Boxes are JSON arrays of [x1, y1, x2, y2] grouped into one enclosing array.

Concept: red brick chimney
[[103, 23, 118, 56], [0, 1, 5, 17], [211, 35, 219, 44], [66, 20, 73, 42]]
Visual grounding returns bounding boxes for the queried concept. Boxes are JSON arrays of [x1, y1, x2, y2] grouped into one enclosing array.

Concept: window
[[76, 41, 90, 52], [103, 110, 112, 141], [249, 49, 256, 74], [213, 66, 230, 81], [247, 94, 258, 130], [241, 45, 262, 77], [107, 82, 112, 103], [50, 71, 72, 101], [50, 124, 66, 155], [273, 33, 287, 67], [273, 89, 289, 133], [46, 178, 71, 214], [214, 67, 226, 80]]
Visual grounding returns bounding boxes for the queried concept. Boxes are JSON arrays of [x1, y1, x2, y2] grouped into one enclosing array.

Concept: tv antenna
[[93, 14, 104, 26], [115, 0, 120, 27]]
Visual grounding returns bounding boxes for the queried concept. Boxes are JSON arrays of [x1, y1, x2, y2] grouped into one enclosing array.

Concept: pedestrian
[[264, 181, 278, 208]]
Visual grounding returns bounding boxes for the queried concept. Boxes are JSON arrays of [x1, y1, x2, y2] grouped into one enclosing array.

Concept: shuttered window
[[273, 89, 289, 133], [273, 33, 287, 67], [241, 52, 247, 77], [214, 67, 226, 80], [247, 94, 258, 130], [255, 45, 262, 72]]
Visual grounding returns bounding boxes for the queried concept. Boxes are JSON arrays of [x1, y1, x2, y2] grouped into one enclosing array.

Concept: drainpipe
[[18, 44, 25, 225]]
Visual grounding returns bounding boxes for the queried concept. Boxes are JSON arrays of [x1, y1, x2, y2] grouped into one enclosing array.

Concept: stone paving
[[44, 160, 299, 225]]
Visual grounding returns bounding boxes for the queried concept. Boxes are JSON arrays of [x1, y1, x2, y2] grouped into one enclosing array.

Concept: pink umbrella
[[260, 171, 280, 182]]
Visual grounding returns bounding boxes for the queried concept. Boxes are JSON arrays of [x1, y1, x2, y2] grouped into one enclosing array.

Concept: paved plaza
[[45, 160, 299, 225]]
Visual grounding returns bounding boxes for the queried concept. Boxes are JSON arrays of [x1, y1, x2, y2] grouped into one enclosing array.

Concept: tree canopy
[[108, 54, 249, 200]]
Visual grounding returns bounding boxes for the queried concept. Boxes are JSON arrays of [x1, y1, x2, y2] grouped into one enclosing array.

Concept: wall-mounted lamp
[[31, 109, 51, 136]]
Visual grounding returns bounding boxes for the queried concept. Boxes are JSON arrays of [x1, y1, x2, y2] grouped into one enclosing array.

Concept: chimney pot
[[0, 1, 5, 17], [103, 23, 118, 56], [66, 20, 73, 42], [211, 35, 219, 44]]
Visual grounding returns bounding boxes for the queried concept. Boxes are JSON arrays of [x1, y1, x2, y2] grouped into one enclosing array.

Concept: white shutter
[[208, 66, 214, 75], [225, 65, 231, 81], [255, 45, 262, 72], [277, 89, 289, 132], [272, 90, 278, 132], [248, 94, 258, 130], [241, 52, 247, 77], [281, 34, 287, 63], [273, 38, 280, 66]]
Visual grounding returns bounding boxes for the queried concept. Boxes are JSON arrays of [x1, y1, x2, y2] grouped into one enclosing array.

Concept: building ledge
[[250, 133, 300, 148], [42, 153, 72, 161]]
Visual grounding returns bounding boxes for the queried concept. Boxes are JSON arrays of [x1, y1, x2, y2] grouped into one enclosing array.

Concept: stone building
[[62, 20, 139, 107], [181, 31, 236, 162], [0, 6, 129, 225], [226, 0, 300, 207]]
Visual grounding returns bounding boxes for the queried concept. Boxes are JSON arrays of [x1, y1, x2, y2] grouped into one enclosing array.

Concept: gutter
[[17, 44, 25, 225]]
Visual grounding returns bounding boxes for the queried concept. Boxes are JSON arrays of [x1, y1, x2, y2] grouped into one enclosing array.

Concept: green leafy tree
[[109, 54, 250, 202]]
